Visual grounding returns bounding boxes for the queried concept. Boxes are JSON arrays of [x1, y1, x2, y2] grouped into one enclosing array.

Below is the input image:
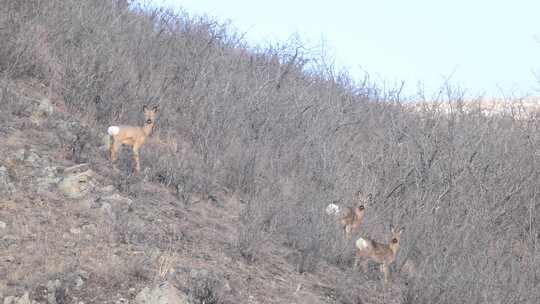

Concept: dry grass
[[1, 1, 540, 303]]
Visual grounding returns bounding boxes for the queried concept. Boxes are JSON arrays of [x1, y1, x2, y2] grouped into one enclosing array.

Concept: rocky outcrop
[[135, 283, 190, 304], [0, 166, 16, 197], [57, 164, 96, 199], [30, 98, 54, 125], [12, 148, 61, 193], [2, 291, 33, 304]]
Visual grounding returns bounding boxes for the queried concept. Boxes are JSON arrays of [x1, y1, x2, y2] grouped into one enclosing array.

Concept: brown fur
[[108, 105, 157, 173], [354, 226, 404, 284], [339, 192, 371, 239]]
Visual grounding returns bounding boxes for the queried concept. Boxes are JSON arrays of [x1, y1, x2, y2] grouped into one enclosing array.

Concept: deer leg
[[133, 146, 141, 173], [109, 139, 114, 161], [356, 258, 368, 273], [110, 139, 120, 163], [382, 264, 389, 284], [354, 255, 365, 271]]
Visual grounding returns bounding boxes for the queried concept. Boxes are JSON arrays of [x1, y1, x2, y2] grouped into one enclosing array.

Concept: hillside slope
[[0, 79, 406, 304], [0, 81, 280, 302], [2, 1, 540, 304]]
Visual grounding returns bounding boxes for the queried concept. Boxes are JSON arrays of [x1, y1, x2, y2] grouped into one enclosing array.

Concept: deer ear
[[143, 105, 148, 111], [152, 106, 158, 112]]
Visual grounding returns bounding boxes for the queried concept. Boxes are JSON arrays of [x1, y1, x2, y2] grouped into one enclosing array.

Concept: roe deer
[[108, 105, 158, 173], [326, 191, 371, 239], [354, 226, 404, 284]]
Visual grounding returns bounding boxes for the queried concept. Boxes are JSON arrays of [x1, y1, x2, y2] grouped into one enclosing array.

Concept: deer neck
[[390, 243, 399, 255], [142, 122, 154, 137]]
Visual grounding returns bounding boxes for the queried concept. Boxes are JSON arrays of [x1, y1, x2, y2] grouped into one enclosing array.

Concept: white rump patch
[[356, 238, 369, 250], [325, 203, 341, 215], [107, 126, 120, 136]]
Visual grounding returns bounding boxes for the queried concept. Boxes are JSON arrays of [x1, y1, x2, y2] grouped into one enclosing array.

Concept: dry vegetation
[[1, 0, 540, 303]]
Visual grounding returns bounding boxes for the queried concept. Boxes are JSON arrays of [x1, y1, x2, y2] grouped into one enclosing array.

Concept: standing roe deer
[[326, 191, 372, 239], [354, 226, 404, 284], [108, 105, 158, 173]]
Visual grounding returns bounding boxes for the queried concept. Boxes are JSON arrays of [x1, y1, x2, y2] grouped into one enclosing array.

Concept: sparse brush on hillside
[[1, 0, 540, 303]]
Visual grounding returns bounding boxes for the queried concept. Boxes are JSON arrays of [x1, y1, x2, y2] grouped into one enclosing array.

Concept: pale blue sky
[[154, 0, 540, 98]]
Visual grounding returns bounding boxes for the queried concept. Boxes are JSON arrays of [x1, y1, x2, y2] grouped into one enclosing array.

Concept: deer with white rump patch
[[107, 105, 158, 173], [354, 226, 404, 284], [326, 191, 371, 239]]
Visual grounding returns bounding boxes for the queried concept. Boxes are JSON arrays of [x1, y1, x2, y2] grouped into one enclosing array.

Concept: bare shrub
[[2, 1, 540, 303], [236, 200, 271, 263], [187, 269, 221, 304], [125, 255, 154, 283], [335, 270, 405, 304]]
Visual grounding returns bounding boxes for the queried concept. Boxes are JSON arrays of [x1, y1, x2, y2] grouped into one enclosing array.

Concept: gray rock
[[2, 292, 32, 304], [102, 193, 133, 206], [0, 166, 16, 196], [58, 169, 95, 199], [74, 275, 84, 289], [46, 279, 61, 293], [4, 296, 16, 304], [77, 270, 90, 280], [100, 202, 114, 218], [0, 220, 7, 230], [37, 98, 54, 115], [14, 149, 25, 161], [80, 197, 100, 209], [15, 149, 42, 164], [15, 292, 31, 304], [100, 185, 116, 194], [69, 227, 82, 235], [36, 166, 61, 193], [12, 149, 62, 193], [63, 240, 76, 248], [189, 268, 210, 278], [135, 283, 189, 304], [81, 223, 96, 233], [46, 279, 62, 304], [1, 235, 17, 249], [30, 98, 54, 124], [47, 292, 55, 304], [62, 164, 90, 175]]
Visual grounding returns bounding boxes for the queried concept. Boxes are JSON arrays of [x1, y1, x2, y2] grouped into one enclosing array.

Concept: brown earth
[[0, 79, 404, 304]]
